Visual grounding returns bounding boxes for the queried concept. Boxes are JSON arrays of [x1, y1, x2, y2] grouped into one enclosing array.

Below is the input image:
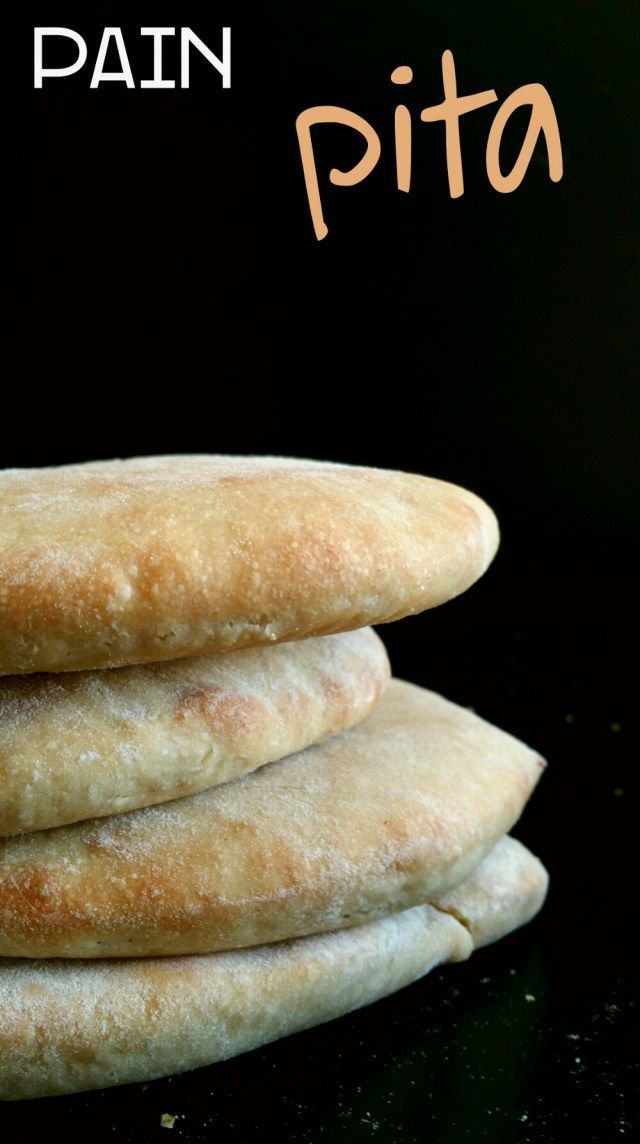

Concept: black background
[[2, 1, 639, 1139]]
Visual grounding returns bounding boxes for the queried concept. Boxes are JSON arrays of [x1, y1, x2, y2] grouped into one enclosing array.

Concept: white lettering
[[140, 27, 176, 90], [90, 28, 135, 89], [180, 27, 230, 89], [34, 28, 87, 88]]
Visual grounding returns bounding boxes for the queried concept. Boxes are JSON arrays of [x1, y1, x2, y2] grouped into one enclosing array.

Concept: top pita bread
[[0, 456, 499, 674]]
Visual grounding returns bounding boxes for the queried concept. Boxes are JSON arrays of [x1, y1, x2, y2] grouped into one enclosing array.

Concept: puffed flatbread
[[0, 456, 499, 674], [0, 836, 548, 1101], [0, 628, 388, 836], [0, 680, 544, 958]]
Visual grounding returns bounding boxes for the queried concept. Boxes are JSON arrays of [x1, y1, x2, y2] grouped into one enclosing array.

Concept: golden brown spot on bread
[[0, 868, 91, 946], [175, 687, 266, 741]]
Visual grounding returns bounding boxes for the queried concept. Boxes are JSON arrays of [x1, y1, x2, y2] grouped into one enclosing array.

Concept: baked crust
[[0, 836, 548, 1100], [0, 628, 388, 835], [0, 680, 545, 958], [0, 456, 499, 674]]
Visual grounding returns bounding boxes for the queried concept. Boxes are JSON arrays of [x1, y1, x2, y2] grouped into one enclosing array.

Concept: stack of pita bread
[[0, 456, 547, 1101]]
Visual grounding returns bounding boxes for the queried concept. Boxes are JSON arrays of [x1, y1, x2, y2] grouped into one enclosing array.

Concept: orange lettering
[[295, 55, 563, 239], [486, 83, 563, 192], [421, 50, 497, 198], [295, 106, 381, 241], [391, 66, 413, 193]]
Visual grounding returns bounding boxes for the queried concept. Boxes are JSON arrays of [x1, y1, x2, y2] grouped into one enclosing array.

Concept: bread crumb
[[160, 1113, 177, 1129]]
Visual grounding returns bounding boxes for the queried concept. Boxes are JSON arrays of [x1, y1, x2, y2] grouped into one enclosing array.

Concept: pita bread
[[0, 836, 548, 1101], [0, 680, 544, 958], [0, 456, 499, 674], [0, 628, 388, 837]]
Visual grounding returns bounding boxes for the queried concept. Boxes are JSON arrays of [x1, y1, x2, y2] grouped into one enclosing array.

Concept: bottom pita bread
[[0, 836, 547, 1100]]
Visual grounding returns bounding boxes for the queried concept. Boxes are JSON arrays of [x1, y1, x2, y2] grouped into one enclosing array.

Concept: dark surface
[[2, 0, 639, 1138], [1, 561, 638, 1141]]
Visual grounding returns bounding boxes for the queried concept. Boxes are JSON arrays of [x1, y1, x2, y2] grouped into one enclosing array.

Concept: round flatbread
[[0, 628, 389, 837], [0, 837, 548, 1100], [0, 456, 499, 674], [0, 681, 545, 958]]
